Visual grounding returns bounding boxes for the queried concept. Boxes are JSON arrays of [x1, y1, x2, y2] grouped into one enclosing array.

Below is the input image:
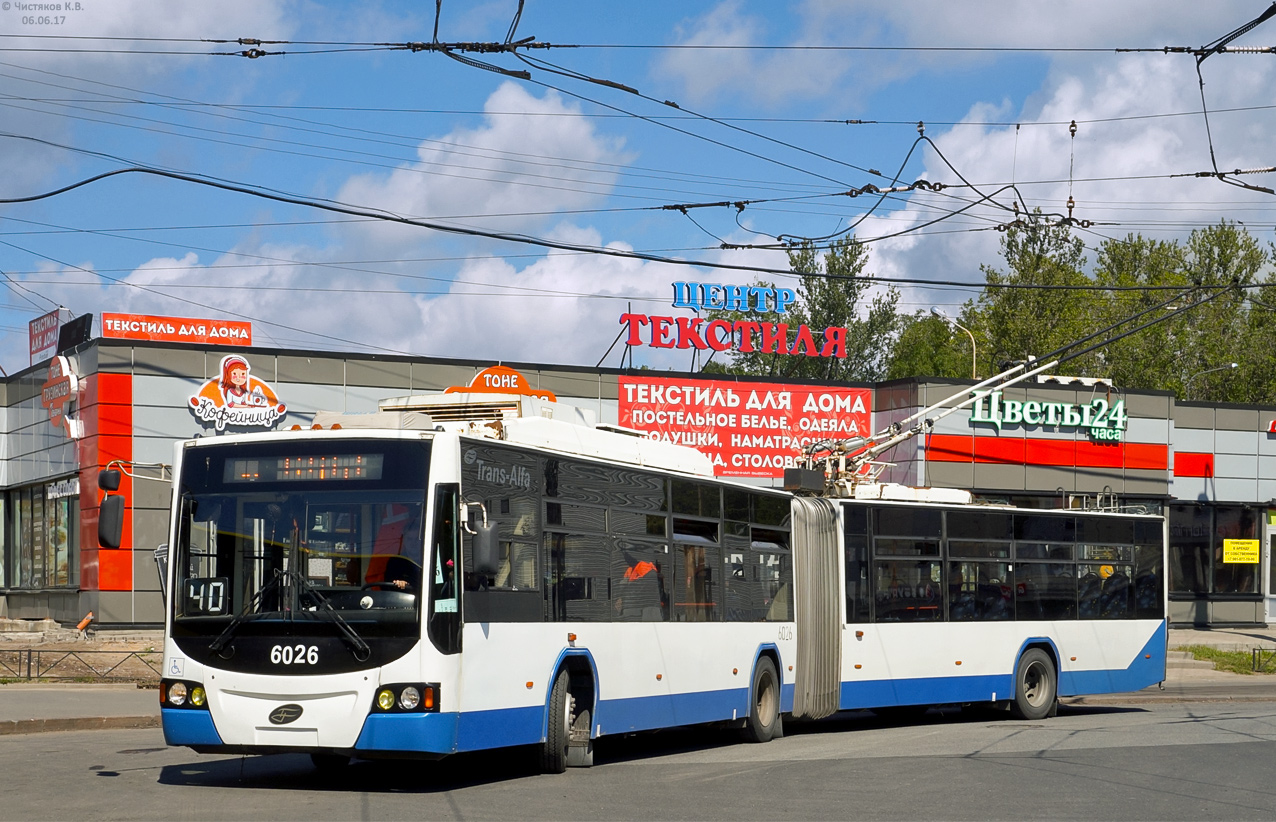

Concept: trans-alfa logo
[[188, 354, 286, 432], [465, 450, 533, 489]]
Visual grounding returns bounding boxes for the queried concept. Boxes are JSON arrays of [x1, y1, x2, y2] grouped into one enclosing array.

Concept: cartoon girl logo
[[189, 355, 286, 431]]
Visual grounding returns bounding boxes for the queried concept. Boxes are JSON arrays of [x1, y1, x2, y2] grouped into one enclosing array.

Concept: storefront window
[[1168, 505, 1210, 595], [1169, 504, 1260, 598], [10, 484, 78, 590], [1213, 507, 1259, 595]]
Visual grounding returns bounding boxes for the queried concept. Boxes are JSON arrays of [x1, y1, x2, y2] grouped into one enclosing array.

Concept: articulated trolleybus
[[136, 392, 1166, 772]]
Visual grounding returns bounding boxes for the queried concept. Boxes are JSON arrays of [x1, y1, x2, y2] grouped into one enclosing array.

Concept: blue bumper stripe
[[355, 686, 757, 754], [162, 709, 223, 747], [456, 706, 542, 752], [355, 712, 460, 755], [1059, 623, 1167, 696]]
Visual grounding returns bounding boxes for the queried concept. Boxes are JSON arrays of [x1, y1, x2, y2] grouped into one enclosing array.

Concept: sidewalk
[[1168, 625, 1276, 652], [0, 683, 159, 735]]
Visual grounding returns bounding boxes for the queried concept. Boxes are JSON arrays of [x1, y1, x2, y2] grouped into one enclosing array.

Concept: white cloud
[[0, 1, 295, 191], [653, 1, 1269, 108], [861, 51, 1276, 312], [652, 0, 854, 108], [335, 82, 632, 252], [411, 224, 679, 367]]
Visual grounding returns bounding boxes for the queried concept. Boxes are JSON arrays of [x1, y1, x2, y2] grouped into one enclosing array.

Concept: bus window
[[722, 520, 751, 621], [1015, 562, 1076, 620], [875, 506, 941, 538], [1015, 515, 1076, 550], [754, 527, 790, 622], [947, 511, 1012, 541], [844, 504, 869, 624], [1134, 544, 1163, 619], [674, 543, 717, 622], [427, 483, 460, 655], [672, 480, 721, 518], [612, 539, 668, 622], [873, 559, 942, 622], [947, 561, 1013, 621], [547, 533, 612, 622]]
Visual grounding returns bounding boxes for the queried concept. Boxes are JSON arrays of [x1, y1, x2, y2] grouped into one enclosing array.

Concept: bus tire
[[541, 669, 571, 774], [743, 657, 781, 743], [1010, 648, 1056, 720]]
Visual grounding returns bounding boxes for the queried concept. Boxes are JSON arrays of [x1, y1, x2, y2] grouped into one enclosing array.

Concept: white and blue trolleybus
[[130, 391, 1166, 772]]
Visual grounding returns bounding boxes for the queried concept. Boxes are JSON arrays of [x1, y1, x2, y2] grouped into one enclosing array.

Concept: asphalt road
[[7, 700, 1276, 821]]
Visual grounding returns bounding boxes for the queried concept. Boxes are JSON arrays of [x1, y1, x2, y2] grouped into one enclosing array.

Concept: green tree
[[964, 215, 1094, 374], [707, 237, 901, 381], [1090, 233, 1188, 392], [885, 312, 977, 380], [1175, 222, 1269, 402]]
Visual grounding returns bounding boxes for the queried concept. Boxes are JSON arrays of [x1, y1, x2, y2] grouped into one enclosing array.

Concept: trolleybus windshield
[[169, 439, 431, 674]]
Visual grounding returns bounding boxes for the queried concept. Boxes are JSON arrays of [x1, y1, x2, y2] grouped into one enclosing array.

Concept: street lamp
[[1185, 362, 1238, 397], [931, 307, 977, 379]]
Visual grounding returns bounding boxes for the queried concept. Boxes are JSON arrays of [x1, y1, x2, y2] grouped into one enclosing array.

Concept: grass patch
[[1175, 645, 1271, 675]]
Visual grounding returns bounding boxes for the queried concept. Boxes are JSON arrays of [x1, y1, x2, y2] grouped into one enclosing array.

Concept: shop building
[[2, 329, 1273, 629]]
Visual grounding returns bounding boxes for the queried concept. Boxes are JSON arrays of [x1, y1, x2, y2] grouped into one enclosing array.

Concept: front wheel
[[1010, 648, 1057, 720], [540, 670, 571, 773], [743, 658, 782, 743]]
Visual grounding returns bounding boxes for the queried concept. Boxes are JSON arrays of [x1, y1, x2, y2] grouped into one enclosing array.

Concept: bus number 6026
[[270, 644, 319, 665]]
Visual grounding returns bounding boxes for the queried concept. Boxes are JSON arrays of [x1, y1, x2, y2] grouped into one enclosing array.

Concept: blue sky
[[2, 1, 1274, 372]]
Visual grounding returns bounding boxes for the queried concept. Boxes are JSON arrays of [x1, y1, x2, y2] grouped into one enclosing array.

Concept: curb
[[0, 715, 160, 736], [1065, 695, 1276, 705]]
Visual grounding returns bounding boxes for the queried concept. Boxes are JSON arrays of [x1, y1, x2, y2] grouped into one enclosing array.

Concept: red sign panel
[[29, 307, 71, 366], [102, 313, 252, 346], [619, 376, 872, 478]]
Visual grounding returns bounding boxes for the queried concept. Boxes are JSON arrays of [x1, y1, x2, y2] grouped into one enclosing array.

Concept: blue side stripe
[[841, 674, 1013, 709], [842, 623, 1167, 708], [595, 687, 750, 735]]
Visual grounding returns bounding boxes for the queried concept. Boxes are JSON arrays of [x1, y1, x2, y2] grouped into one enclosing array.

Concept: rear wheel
[[743, 658, 781, 743], [1010, 648, 1057, 720], [540, 669, 571, 773]]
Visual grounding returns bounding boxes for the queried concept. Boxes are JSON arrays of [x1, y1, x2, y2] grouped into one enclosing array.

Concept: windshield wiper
[[290, 570, 372, 661], [208, 568, 285, 656], [207, 568, 372, 662]]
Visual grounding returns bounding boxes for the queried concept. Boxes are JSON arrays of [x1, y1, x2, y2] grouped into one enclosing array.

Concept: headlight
[[168, 682, 188, 707], [376, 689, 396, 711], [190, 686, 207, 708], [398, 686, 421, 711]]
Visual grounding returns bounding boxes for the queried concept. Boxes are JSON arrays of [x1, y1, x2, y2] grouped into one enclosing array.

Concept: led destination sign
[[224, 454, 385, 483], [970, 391, 1128, 442]]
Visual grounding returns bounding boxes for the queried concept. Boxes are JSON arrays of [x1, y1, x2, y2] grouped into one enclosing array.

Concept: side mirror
[[472, 522, 500, 577], [99, 494, 125, 549], [98, 468, 122, 492], [153, 545, 169, 602]]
